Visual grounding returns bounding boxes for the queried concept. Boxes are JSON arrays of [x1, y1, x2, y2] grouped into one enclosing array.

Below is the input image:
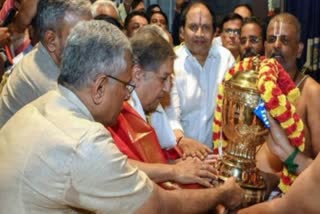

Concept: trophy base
[[217, 157, 266, 207]]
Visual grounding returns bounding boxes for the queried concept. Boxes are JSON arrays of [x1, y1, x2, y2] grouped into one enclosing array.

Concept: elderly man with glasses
[[108, 25, 219, 189]]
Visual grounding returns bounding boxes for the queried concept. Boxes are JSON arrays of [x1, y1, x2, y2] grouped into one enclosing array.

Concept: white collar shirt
[[165, 44, 235, 148]]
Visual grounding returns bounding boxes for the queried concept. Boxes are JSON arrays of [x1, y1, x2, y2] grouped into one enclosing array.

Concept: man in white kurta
[[166, 44, 234, 148], [165, 2, 234, 149]]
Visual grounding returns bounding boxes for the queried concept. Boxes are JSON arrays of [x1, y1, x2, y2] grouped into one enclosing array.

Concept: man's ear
[[91, 74, 108, 105], [43, 30, 57, 53], [297, 42, 304, 58], [132, 64, 144, 82], [179, 26, 184, 41]]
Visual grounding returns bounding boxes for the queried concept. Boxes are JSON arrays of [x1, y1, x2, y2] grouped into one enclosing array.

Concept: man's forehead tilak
[[272, 21, 284, 36], [188, 7, 205, 25]]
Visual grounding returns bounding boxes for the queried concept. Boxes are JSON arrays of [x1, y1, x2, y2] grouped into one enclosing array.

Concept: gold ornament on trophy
[[213, 56, 306, 206], [213, 56, 267, 207]]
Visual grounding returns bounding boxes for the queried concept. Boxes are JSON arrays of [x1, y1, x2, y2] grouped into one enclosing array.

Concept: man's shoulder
[[6, 44, 48, 88], [211, 44, 234, 58], [302, 76, 320, 96], [0, 45, 52, 123], [34, 90, 108, 142], [174, 43, 190, 57]]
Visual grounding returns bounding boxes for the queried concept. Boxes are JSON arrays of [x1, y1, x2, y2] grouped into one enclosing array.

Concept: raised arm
[[266, 114, 313, 175]]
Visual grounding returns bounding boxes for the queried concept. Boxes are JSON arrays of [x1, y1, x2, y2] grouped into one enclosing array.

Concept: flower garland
[[212, 56, 305, 193]]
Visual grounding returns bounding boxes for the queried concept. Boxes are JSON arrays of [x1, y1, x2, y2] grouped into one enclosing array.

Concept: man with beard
[[256, 13, 320, 178], [165, 1, 235, 156], [239, 16, 264, 59]]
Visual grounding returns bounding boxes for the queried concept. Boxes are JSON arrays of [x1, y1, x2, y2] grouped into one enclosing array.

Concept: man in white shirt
[[166, 1, 235, 150]]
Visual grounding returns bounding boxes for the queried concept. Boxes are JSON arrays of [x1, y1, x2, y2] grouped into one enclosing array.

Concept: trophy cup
[[217, 58, 268, 207]]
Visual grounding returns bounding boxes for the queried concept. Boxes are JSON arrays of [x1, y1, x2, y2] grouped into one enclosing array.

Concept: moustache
[[270, 52, 284, 59], [241, 48, 257, 59]]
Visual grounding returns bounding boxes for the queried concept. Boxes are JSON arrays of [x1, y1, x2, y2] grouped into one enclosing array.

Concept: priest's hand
[[266, 114, 312, 174]]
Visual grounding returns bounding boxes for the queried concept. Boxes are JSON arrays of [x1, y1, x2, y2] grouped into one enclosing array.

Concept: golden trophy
[[216, 58, 268, 207]]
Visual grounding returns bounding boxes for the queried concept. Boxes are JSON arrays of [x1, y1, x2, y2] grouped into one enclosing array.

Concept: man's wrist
[[174, 130, 184, 143], [169, 164, 178, 181], [295, 151, 313, 174], [283, 147, 299, 174], [176, 136, 184, 145]]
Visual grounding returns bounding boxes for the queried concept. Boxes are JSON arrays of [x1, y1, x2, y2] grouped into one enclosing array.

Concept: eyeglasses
[[240, 36, 262, 45], [223, 28, 240, 36], [107, 75, 135, 94]]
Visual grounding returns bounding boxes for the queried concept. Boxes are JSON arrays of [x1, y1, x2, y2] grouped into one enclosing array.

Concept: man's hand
[[172, 157, 218, 187], [220, 177, 243, 210], [266, 114, 295, 162], [266, 114, 312, 174], [178, 137, 213, 160]]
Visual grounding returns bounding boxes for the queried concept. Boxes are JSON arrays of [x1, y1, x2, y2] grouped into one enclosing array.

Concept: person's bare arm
[[128, 158, 217, 187], [9, 0, 39, 33], [136, 177, 243, 214], [256, 113, 313, 175], [266, 114, 313, 174]]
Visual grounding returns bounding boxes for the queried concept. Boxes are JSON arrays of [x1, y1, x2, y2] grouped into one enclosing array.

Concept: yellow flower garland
[[213, 56, 305, 193]]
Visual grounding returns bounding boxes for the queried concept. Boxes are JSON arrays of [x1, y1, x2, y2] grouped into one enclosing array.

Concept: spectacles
[[240, 36, 262, 45], [223, 28, 240, 36], [107, 75, 135, 94]]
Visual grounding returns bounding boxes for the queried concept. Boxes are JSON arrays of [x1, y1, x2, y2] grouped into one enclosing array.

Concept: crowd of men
[[0, 0, 319, 213]]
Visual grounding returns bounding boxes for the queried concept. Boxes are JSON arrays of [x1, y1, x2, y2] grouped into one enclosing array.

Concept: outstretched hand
[[172, 157, 218, 187], [178, 137, 213, 160]]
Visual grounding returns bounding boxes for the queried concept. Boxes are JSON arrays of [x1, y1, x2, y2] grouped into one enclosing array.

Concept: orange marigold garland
[[212, 56, 305, 193]]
